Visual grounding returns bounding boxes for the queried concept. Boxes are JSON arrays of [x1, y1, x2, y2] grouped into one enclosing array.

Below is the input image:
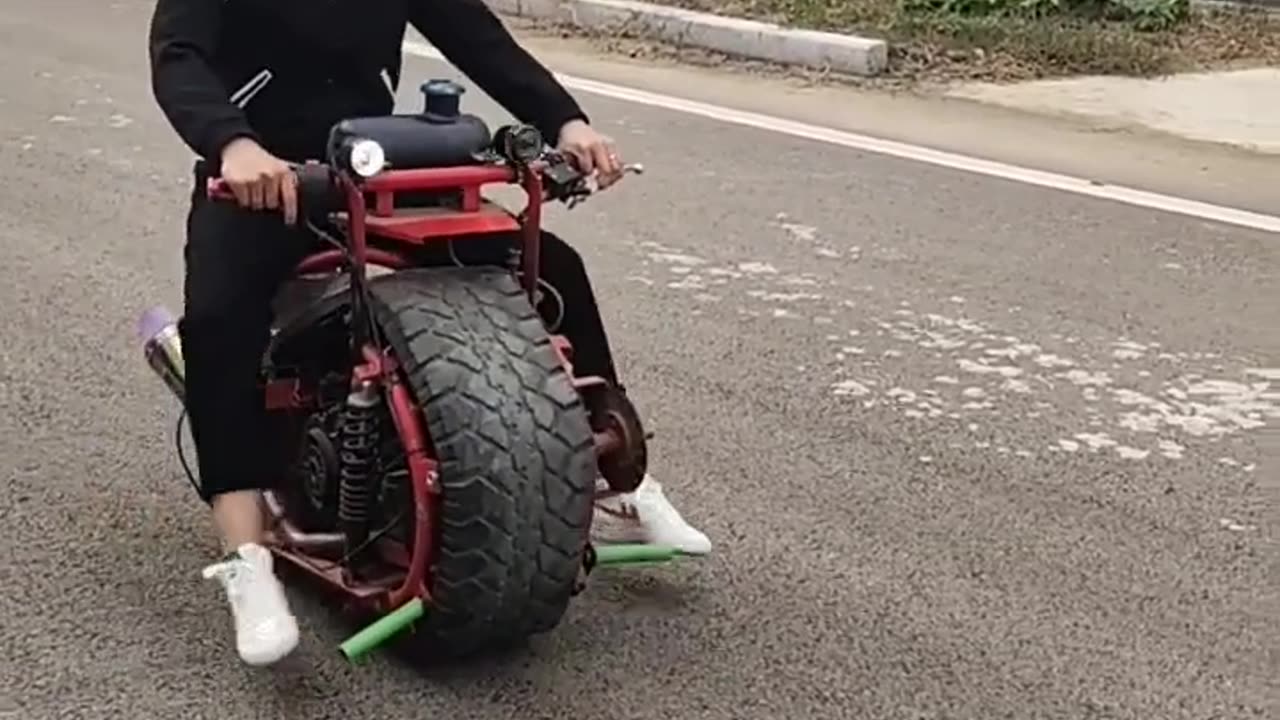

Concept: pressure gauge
[[346, 138, 386, 178]]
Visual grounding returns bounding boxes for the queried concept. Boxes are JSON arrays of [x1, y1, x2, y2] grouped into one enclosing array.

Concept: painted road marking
[[402, 40, 1280, 235]]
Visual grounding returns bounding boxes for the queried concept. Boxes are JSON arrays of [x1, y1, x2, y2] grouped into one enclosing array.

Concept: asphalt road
[[1, 1, 1276, 719]]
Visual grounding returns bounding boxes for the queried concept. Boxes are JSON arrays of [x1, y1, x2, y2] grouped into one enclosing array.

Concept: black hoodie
[[148, 0, 587, 165]]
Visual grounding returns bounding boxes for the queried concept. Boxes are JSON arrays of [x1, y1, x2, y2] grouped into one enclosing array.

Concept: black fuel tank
[[327, 79, 491, 171]]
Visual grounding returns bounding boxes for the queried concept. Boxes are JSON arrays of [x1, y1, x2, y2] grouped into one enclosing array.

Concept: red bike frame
[[263, 164, 543, 296], [209, 163, 622, 615]]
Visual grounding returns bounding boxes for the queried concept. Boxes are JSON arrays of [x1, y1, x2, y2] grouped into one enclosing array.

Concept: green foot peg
[[339, 597, 426, 664], [593, 543, 684, 566]]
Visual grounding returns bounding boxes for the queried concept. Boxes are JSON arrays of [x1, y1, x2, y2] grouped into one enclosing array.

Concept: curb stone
[[486, 0, 889, 76], [1192, 0, 1280, 13]]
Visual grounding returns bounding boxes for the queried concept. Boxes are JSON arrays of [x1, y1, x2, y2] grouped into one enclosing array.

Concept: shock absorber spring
[[338, 381, 381, 558]]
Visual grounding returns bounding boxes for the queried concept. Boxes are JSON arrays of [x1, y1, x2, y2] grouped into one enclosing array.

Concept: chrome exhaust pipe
[[138, 306, 186, 404]]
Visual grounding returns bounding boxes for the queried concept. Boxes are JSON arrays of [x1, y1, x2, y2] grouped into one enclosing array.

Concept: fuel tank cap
[[420, 79, 464, 121]]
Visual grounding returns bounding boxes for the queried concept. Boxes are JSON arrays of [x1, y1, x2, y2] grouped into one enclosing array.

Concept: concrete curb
[[486, 0, 889, 76], [1192, 0, 1280, 13]]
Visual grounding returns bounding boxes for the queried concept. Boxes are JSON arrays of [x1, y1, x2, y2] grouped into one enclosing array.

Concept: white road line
[[402, 40, 1280, 234]]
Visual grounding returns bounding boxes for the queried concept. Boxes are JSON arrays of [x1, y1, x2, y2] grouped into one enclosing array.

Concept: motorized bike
[[139, 79, 679, 662]]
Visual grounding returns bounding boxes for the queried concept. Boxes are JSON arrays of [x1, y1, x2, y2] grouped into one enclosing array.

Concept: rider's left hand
[[557, 120, 624, 189]]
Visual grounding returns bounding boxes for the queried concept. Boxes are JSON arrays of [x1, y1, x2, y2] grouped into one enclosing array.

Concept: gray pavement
[[1, 1, 1276, 719]]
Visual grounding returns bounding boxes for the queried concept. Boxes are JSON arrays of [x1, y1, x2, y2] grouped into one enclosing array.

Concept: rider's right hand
[[219, 137, 299, 225]]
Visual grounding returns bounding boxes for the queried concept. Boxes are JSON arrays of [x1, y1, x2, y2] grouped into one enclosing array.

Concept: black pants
[[182, 191, 619, 502]]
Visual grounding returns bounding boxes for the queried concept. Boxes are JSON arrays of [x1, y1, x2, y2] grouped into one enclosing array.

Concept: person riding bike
[[149, 0, 711, 667]]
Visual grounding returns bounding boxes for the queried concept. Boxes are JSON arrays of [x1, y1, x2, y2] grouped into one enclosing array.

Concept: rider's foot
[[202, 543, 300, 666], [592, 475, 712, 555]]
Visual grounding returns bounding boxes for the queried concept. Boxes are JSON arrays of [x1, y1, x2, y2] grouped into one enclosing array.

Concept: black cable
[[314, 510, 408, 572], [305, 218, 348, 254], [305, 217, 388, 355], [175, 408, 202, 497]]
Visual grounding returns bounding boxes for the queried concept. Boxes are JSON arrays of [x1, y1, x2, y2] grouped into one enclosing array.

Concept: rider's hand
[[556, 120, 624, 190], [219, 137, 299, 225]]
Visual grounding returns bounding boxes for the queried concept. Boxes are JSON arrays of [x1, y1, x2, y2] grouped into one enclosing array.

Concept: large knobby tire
[[368, 267, 597, 656]]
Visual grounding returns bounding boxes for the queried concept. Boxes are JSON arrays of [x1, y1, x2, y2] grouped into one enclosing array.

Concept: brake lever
[[562, 164, 645, 210]]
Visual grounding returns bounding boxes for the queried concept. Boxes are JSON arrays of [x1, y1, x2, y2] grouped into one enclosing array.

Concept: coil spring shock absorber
[[338, 381, 381, 559]]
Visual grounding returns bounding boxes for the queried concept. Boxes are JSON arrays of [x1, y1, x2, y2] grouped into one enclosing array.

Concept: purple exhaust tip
[[137, 305, 177, 343]]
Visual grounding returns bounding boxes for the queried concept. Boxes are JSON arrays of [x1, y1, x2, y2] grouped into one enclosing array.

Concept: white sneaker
[[592, 475, 712, 555], [202, 543, 300, 666]]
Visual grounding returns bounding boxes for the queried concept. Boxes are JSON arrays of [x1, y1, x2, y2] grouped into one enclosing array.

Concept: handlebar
[[205, 158, 644, 208], [206, 177, 237, 202]]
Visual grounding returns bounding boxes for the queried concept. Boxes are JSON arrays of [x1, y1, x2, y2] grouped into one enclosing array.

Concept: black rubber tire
[[368, 267, 597, 656]]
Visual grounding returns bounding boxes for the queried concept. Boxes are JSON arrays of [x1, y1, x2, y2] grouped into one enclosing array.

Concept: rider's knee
[[182, 267, 272, 329], [179, 292, 272, 355], [184, 202, 299, 321], [540, 231, 587, 278]]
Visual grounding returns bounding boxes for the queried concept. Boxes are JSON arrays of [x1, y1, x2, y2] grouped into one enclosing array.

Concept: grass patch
[[660, 0, 1280, 78]]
